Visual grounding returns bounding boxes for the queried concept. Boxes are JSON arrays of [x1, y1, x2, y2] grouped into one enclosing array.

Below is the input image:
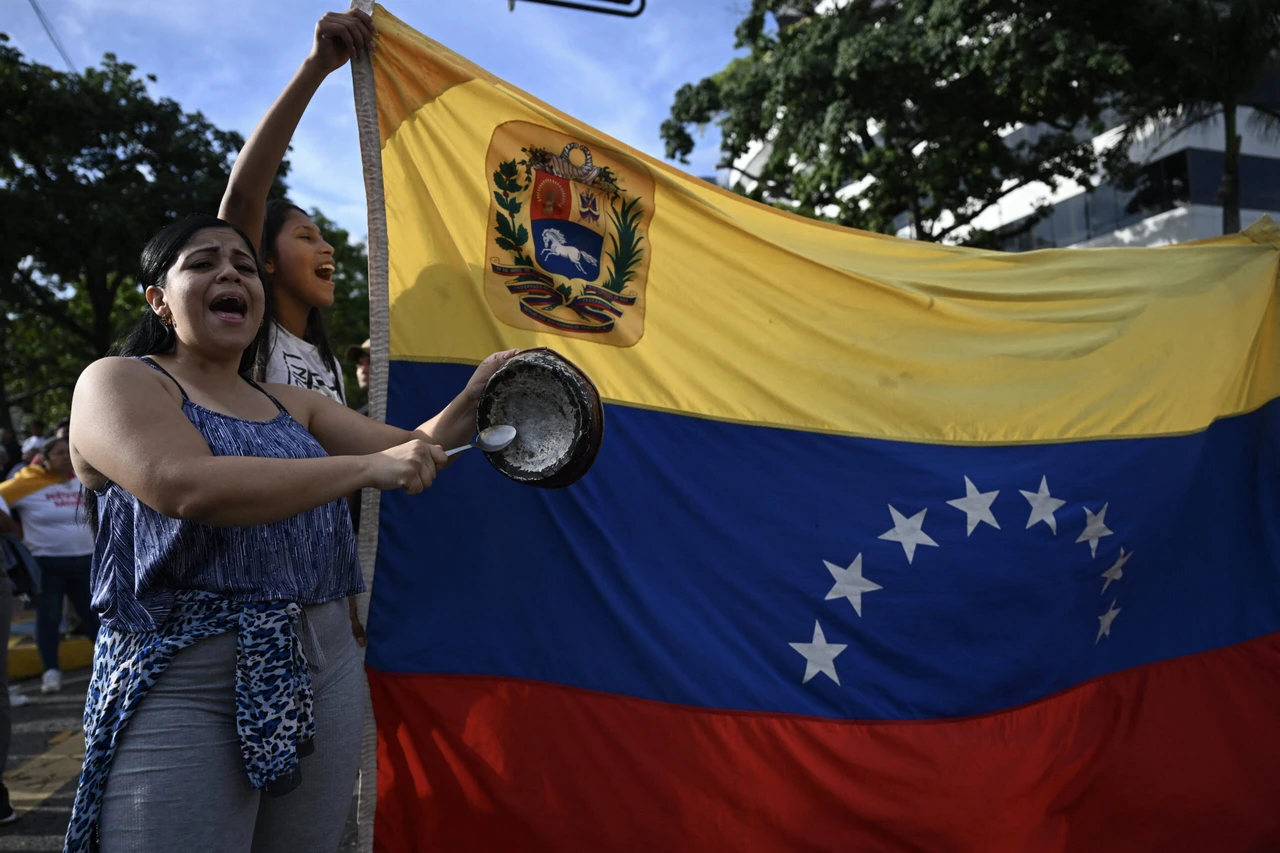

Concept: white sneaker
[[8, 688, 29, 708], [40, 669, 61, 694]]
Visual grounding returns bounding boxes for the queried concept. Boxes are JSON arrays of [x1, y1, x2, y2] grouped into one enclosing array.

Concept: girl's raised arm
[[219, 10, 376, 251]]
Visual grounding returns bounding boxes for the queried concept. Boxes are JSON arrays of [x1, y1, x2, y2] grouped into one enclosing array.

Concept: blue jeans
[[36, 555, 99, 672]]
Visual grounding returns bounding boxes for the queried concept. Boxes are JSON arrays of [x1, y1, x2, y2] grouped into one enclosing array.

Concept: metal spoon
[[445, 424, 517, 457]]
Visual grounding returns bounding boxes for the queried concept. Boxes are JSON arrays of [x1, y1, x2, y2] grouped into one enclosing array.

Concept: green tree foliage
[[662, 1, 1135, 244], [666, 1, 1280, 244], [0, 267, 113, 428], [0, 36, 370, 430], [1104, 0, 1280, 234], [0, 36, 274, 356]]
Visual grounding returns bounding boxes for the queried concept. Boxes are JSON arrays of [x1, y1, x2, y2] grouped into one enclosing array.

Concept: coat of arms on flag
[[484, 120, 653, 346]]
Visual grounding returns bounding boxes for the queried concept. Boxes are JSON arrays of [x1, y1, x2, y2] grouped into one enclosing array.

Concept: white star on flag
[[946, 476, 1000, 536], [1076, 503, 1114, 558], [1100, 547, 1132, 594], [1020, 476, 1067, 534], [824, 555, 882, 616], [878, 505, 939, 564], [1097, 599, 1121, 643], [790, 621, 847, 685]]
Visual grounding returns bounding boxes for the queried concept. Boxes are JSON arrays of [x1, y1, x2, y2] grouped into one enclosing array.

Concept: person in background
[[58, 416, 83, 635], [9, 420, 48, 479], [0, 560, 16, 825], [219, 11, 379, 410], [0, 472, 36, 728], [0, 437, 99, 695], [250, 198, 348, 402], [50, 413, 76, 660], [0, 499, 18, 825], [346, 338, 370, 417], [20, 420, 45, 457]]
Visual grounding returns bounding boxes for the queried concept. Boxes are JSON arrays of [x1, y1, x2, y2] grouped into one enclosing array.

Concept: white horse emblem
[[540, 228, 599, 277]]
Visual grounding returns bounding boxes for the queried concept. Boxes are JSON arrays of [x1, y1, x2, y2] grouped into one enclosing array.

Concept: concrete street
[[0, 667, 359, 851]]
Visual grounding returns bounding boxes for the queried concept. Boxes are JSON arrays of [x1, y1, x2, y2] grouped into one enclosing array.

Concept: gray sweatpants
[[98, 599, 365, 852]]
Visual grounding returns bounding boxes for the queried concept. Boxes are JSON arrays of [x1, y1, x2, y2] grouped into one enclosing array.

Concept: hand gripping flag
[[351, 6, 1280, 851]]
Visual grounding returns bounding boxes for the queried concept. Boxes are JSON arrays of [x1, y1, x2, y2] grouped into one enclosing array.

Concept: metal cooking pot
[[475, 348, 604, 488]]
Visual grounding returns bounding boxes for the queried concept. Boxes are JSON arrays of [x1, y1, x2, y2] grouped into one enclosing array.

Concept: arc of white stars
[[1020, 476, 1066, 534], [1096, 600, 1121, 643], [878, 505, 938, 564], [1100, 547, 1131, 594], [946, 476, 1000, 536], [824, 554, 882, 616], [789, 621, 847, 685], [1075, 503, 1114, 558]]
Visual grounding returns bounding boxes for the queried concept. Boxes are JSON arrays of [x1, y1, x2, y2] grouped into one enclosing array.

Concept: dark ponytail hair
[[260, 199, 340, 384], [84, 215, 270, 532]]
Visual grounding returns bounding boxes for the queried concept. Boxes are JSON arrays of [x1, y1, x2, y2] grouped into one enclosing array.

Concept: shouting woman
[[65, 215, 512, 851]]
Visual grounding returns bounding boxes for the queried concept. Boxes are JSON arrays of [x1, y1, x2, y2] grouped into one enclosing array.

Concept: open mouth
[[316, 262, 335, 281], [209, 292, 248, 321]]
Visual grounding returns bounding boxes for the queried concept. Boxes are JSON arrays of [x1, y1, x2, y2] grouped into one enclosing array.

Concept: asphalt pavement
[[0, 667, 360, 851]]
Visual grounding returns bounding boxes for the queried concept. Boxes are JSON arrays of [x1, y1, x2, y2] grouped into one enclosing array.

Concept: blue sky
[[6, 0, 746, 240]]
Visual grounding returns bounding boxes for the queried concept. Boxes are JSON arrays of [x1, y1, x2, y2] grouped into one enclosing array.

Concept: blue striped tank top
[[90, 357, 362, 632]]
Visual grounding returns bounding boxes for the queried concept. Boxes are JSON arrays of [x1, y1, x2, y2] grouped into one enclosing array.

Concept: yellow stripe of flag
[[370, 4, 1280, 444]]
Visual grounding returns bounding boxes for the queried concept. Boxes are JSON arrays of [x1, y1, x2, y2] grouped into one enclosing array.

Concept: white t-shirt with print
[[263, 324, 346, 405], [0, 481, 94, 557]]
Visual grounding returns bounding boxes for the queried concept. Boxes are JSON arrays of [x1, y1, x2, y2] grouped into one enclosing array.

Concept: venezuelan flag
[[356, 6, 1280, 851]]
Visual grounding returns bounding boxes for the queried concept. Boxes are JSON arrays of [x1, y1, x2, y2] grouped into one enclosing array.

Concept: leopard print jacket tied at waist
[[64, 590, 316, 853]]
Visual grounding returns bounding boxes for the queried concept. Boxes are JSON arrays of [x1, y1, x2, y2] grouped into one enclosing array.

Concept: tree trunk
[[1220, 101, 1242, 235], [87, 268, 117, 356]]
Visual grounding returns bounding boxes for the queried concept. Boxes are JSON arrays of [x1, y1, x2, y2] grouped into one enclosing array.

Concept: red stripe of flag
[[370, 632, 1280, 853]]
